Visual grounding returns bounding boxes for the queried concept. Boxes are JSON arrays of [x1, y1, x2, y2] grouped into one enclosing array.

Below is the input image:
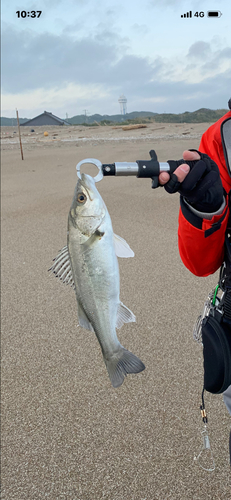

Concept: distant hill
[[1, 108, 228, 126], [152, 108, 228, 123], [1, 117, 32, 126], [67, 111, 158, 125], [0, 111, 157, 126]]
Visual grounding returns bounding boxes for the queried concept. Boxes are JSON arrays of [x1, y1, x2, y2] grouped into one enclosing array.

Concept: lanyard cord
[[200, 387, 208, 424]]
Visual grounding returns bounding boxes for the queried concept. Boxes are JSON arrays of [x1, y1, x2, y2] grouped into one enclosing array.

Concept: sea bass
[[49, 173, 145, 387]]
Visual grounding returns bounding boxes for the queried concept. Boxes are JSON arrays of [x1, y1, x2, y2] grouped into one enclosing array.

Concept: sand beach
[[2, 122, 230, 499]]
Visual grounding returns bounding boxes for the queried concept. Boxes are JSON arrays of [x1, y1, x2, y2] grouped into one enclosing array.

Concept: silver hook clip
[[194, 425, 216, 472], [76, 158, 103, 183]]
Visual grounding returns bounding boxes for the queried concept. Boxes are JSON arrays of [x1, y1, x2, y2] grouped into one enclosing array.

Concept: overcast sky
[[1, 0, 231, 118]]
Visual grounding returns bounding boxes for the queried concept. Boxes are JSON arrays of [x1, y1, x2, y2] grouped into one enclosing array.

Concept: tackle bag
[[202, 314, 231, 394]]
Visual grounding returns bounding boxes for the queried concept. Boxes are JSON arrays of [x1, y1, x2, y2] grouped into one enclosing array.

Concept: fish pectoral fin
[[48, 245, 75, 289], [116, 302, 136, 329], [113, 234, 134, 258], [78, 301, 95, 332]]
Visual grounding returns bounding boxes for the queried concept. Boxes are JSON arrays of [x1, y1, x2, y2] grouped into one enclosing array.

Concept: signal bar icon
[[181, 11, 192, 18]]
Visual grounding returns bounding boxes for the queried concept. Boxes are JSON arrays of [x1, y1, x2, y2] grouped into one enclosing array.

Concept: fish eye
[[77, 193, 87, 203]]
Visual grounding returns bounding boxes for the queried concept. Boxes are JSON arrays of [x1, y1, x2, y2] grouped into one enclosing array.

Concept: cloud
[[2, 82, 111, 117], [187, 41, 211, 59], [149, 0, 181, 5], [2, 23, 164, 94], [2, 20, 231, 116], [2, 69, 230, 117], [148, 0, 200, 8], [185, 41, 231, 82], [131, 23, 150, 36], [1, 24, 121, 93]]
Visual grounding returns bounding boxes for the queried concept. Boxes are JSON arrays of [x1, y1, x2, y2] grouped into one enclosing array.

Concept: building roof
[[21, 111, 70, 126]]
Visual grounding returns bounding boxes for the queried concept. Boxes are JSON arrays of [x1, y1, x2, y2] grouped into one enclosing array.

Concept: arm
[[159, 151, 229, 277]]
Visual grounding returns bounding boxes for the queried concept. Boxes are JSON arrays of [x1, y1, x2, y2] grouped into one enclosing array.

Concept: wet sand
[[2, 123, 230, 499]]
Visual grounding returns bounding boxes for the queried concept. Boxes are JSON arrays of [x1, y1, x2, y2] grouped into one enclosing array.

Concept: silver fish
[[49, 173, 145, 387]]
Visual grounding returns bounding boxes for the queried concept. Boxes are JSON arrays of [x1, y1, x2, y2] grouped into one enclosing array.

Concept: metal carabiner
[[76, 158, 104, 183]]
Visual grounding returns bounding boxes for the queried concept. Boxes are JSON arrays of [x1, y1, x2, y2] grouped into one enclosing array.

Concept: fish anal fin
[[116, 302, 136, 329]]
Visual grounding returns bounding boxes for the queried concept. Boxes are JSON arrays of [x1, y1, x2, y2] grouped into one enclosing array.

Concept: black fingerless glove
[[164, 150, 224, 213]]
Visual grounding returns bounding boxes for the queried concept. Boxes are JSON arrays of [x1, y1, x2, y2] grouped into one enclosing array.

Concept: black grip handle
[[136, 158, 198, 187], [136, 159, 160, 178], [167, 159, 199, 173], [137, 153, 199, 189]]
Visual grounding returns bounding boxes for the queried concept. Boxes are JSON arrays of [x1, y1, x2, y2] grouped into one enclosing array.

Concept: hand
[[159, 150, 199, 185], [159, 150, 224, 213]]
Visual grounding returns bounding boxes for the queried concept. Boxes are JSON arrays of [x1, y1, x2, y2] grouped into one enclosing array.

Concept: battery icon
[[207, 10, 222, 17]]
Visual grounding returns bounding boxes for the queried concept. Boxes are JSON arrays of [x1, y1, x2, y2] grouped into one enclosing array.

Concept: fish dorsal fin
[[77, 301, 95, 332], [116, 302, 136, 329], [113, 234, 134, 258], [48, 245, 75, 289]]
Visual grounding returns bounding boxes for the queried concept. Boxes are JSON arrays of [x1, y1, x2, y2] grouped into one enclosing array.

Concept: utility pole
[[83, 109, 88, 123], [16, 109, 24, 160]]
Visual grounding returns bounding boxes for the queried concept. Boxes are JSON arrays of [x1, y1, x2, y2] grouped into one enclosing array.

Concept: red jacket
[[178, 111, 231, 277]]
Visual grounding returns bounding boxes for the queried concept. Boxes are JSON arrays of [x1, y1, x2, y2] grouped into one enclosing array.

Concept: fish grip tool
[[76, 150, 198, 187]]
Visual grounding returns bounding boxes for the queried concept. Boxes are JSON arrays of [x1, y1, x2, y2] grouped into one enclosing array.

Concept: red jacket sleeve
[[178, 112, 231, 277], [178, 195, 229, 277]]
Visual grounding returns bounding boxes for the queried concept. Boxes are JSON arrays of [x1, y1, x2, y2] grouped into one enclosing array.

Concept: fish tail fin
[[104, 347, 145, 388]]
